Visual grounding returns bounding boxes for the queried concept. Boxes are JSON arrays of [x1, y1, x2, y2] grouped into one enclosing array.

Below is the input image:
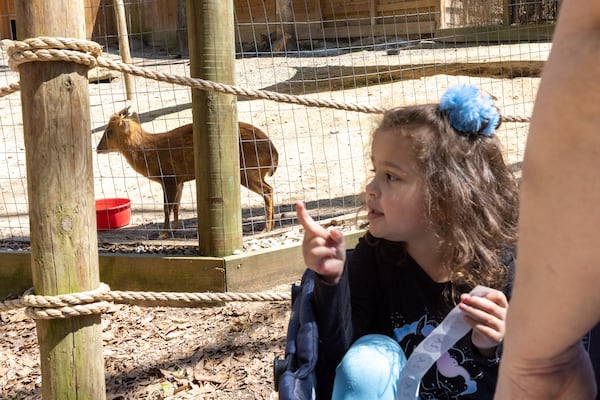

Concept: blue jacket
[[276, 269, 318, 400]]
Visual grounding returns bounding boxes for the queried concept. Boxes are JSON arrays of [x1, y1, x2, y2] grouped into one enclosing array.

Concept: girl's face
[[366, 128, 436, 246]]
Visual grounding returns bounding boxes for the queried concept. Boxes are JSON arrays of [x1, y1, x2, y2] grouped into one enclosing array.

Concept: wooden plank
[[0, 252, 224, 298], [225, 242, 305, 292], [322, 1, 374, 20], [0, 0, 15, 39], [237, 20, 325, 43], [377, 0, 437, 13], [89, 0, 115, 47], [237, 20, 436, 43], [234, 2, 552, 44], [1, 231, 367, 301], [320, 20, 436, 39], [236, 0, 321, 23], [240, 0, 276, 23], [139, 0, 178, 50], [315, 21, 553, 43], [100, 254, 226, 307], [502, 0, 510, 25], [100, 254, 226, 292], [370, 1, 376, 25], [292, 0, 323, 21], [84, 0, 102, 39], [225, 230, 365, 292], [0, 252, 32, 299], [437, 0, 446, 29], [435, 23, 555, 42]]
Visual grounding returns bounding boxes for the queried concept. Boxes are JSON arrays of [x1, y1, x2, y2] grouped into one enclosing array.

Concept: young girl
[[296, 85, 519, 399]]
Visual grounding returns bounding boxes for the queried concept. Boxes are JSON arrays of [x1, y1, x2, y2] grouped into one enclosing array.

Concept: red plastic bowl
[[95, 198, 131, 230]]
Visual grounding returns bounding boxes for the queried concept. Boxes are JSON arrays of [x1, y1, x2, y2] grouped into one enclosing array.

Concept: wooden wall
[[0, 0, 15, 39], [0, 0, 557, 46], [234, 0, 442, 44], [0, 0, 104, 40], [129, 0, 180, 49]]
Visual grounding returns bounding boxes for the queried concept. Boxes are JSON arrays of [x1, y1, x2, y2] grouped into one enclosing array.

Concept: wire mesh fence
[[0, 0, 556, 248]]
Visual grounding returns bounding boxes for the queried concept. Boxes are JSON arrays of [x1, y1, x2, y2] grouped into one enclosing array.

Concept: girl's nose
[[366, 179, 378, 197]]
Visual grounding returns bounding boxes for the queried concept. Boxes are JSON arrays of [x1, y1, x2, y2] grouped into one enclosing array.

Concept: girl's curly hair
[[372, 103, 519, 303]]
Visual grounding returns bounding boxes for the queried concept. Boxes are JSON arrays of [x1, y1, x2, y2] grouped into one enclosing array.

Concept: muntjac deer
[[97, 107, 278, 238]]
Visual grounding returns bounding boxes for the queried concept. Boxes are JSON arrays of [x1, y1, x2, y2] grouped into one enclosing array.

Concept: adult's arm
[[496, 1, 600, 398]]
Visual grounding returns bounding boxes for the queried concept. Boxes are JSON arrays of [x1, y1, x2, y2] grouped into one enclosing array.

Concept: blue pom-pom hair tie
[[439, 85, 501, 137]]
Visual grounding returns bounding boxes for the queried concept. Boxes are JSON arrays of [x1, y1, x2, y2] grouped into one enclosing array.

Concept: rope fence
[[0, 36, 529, 318], [1, 37, 532, 122], [0, 283, 292, 319]]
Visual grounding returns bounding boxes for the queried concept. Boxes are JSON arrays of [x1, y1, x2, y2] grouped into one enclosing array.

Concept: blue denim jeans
[[331, 334, 419, 400]]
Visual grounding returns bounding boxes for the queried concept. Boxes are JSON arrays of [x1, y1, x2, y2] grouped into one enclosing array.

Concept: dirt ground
[[0, 40, 549, 398]]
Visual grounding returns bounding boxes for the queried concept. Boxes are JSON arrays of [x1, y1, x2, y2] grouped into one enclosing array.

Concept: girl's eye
[[386, 173, 399, 182], [370, 168, 401, 182]]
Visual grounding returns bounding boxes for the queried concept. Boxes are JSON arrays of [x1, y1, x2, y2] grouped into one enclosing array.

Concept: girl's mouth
[[367, 207, 383, 220]]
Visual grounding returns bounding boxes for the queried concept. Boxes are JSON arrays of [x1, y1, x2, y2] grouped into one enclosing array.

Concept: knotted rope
[[0, 283, 291, 319], [20, 283, 112, 320], [2, 36, 532, 122]]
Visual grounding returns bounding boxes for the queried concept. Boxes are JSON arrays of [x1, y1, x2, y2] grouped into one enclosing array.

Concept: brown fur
[[97, 107, 278, 237]]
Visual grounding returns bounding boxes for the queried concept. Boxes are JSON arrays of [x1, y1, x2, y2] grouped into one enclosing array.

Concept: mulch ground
[[0, 291, 292, 399]]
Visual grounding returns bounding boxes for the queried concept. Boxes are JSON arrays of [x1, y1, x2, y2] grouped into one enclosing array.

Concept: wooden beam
[[437, 0, 447, 30], [0, 230, 366, 301], [225, 229, 364, 291], [100, 255, 225, 292], [113, 0, 135, 101], [187, 0, 243, 256], [100, 254, 226, 307], [1, 252, 224, 302], [236, 19, 438, 44], [0, 251, 32, 299], [320, 21, 436, 39], [14, 1, 105, 398], [435, 23, 555, 43], [377, 0, 438, 14]]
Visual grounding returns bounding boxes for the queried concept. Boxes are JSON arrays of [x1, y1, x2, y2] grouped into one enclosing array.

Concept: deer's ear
[[130, 111, 141, 123], [118, 105, 131, 118], [119, 118, 131, 136]]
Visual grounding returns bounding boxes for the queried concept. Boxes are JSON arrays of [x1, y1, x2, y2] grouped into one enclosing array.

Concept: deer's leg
[[242, 171, 274, 232], [159, 191, 171, 239], [172, 183, 184, 230], [160, 179, 179, 238], [262, 180, 274, 231]]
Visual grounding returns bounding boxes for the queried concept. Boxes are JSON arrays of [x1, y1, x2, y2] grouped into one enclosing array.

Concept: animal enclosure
[[0, 0, 553, 250]]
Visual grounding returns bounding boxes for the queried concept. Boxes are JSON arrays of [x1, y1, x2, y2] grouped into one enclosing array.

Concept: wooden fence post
[[114, 0, 135, 101], [186, 0, 243, 257], [14, 1, 106, 399]]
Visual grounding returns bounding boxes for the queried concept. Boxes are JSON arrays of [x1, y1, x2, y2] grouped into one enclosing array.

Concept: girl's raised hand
[[296, 201, 346, 284], [459, 289, 508, 357]]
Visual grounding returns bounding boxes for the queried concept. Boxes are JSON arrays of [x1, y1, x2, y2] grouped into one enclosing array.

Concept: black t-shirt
[[582, 324, 600, 400], [313, 235, 515, 399]]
